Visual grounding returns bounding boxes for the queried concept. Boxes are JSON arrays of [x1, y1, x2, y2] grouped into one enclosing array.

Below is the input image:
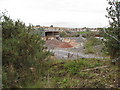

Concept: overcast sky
[[0, 0, 109, 28]]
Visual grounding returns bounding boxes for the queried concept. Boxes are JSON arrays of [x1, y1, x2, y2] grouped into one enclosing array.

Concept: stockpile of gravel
[[45, 40, 73, 49], [58, 42, 72, 48]]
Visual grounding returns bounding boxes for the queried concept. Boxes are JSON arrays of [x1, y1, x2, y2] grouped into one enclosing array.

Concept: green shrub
[[84, 37, 102, 54], [2, 14, 51, 88], [104, 0, 120, 64]]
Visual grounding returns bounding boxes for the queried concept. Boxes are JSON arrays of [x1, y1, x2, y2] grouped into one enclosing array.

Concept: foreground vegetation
[[1, 0, 120, 87], [104, 0, 120, 64], [27, 58, 118, 88], [1, 14, 119, 88], [2, 14, 51, 88]]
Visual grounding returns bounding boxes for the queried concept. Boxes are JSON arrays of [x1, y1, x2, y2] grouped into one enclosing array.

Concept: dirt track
[[49, 48, 105, 60]]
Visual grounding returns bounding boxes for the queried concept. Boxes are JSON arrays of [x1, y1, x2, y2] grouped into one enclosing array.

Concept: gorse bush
[[2, 14, 51, 88]]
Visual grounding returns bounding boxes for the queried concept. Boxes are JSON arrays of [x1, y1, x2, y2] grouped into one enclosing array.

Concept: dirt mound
[[69, 41, 79, 47], [58, 42, 73, 48], [45, 40, 60, 49], [46, 40, 60, 46], [45, 40, 73, 48]]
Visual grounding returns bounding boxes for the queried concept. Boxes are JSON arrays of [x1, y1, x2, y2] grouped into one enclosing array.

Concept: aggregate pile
[[58, 42, 73, 48], [45, 40, 73, 49]]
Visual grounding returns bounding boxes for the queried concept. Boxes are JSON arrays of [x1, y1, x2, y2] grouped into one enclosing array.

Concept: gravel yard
[[45, 37, 107, 60]]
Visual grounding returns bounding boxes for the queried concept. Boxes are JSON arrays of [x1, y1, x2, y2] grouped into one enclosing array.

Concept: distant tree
[[104, 0, 120, 64], [50, 25, 53, 27]]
